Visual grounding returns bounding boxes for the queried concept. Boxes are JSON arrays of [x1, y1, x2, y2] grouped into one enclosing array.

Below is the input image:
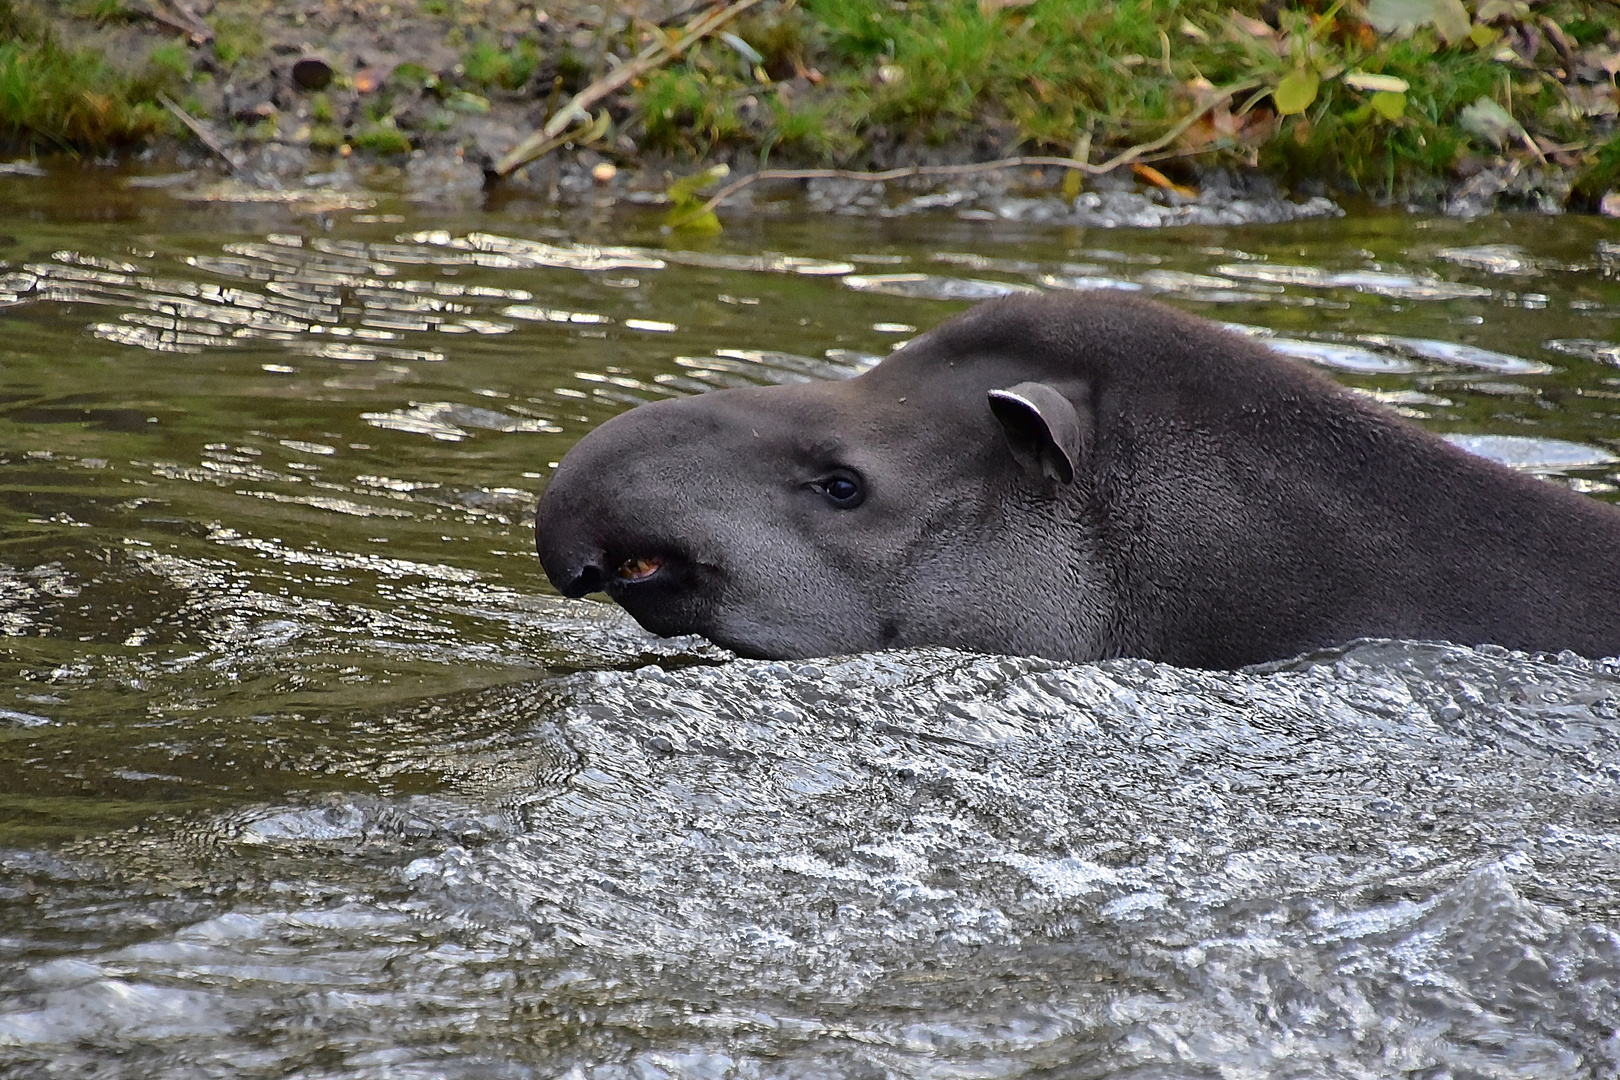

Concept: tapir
[[534, 291, 1620, 667]]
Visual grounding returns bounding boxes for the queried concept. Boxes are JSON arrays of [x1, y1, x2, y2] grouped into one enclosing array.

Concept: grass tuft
[[0, 0, 167, 152], [462, 40, 538, 92]]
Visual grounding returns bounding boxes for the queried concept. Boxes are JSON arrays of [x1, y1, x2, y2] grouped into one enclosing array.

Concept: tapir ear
[[987, 381, 1084, 485]]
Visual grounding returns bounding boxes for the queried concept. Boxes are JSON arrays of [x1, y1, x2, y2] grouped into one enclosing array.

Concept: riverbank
[[5, 0, 1620, 220]]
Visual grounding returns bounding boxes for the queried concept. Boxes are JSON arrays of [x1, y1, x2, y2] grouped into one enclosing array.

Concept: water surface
[[2, 170, 1620, 1077]]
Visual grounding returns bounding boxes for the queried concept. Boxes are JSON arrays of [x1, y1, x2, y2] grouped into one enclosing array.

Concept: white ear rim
[[988, 382, 1082, 485]]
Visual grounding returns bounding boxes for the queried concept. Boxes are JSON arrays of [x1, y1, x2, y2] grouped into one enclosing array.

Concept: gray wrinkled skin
[[536, 293, 1620, 667]]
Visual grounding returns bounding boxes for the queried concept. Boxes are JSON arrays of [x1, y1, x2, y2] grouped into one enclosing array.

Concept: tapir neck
[[1098, 399, 1620, 668]]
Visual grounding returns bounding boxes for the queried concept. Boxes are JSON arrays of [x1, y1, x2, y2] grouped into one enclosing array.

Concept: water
[[2, 170, 1620, 1077]]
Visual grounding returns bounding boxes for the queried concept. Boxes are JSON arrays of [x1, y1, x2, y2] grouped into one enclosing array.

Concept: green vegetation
[[210, 15, 263, 67], [146, 39, 191, 83], [622, 0, 1620, 198], [350, 118, 413, 155], [8, 0, 1620, 203], [308, 122, 344, 152], [0, 0, 169, 152], [462, 39, 538, 91]]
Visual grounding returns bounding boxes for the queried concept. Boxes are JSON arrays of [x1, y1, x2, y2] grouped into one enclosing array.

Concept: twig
[[666, 78, 1262, 228], [158, 93, 238, 173], [132, 0, 214, 45], [497, 0, 771, 176]]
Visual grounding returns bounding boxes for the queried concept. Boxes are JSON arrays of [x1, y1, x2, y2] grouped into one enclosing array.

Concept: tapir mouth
[[614, 554, 664, 583]]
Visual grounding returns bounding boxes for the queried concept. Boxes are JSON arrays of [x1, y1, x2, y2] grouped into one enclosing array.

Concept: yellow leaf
[[666, 163, 730, 205], [1370, 90, 1407, 119], [665, 208, 722, 233], [1274, 69, 1320, 115], [1469, 23, 1500, 49]]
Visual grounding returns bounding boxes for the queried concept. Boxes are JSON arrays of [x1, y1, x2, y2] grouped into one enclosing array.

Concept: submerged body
[[535, 292, 1620, 667]]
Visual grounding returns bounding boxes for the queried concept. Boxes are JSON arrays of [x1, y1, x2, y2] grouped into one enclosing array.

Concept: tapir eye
[[810, 470, 864, 509]]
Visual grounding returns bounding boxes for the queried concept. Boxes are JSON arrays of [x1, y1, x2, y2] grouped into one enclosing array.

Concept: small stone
[[1601, 191, 1620, 217], [591, 161, 617, 184]]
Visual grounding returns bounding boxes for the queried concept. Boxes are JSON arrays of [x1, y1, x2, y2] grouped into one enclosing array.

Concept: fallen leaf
[[1132, 162, 1198, 198], [1459, 95, 1522, 147], [1566, 83, 1619, 117], [446, 91, 491, 114], [1274, 69, 1320, 114], [1366, 0, 1469, 42], [1475, 0, 1530, 21], [354, 65, 389, 93], [1433, 0, 1471, 45], [1370, 90, 1407, 119], [1343, 71, 1410, 92], [1228, 10, 1275, 38], [1366, 0, 1435, 35]]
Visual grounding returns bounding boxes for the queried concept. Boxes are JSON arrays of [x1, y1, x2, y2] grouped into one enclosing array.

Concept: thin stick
[[496, 0, 771, 176], [666, 78, 1262, 227], [134, 0, 213, 44], [158, 93, 238, 172]]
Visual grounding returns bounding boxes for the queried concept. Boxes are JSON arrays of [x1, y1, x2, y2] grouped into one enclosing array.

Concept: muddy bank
[[8, 0, 1620, 223]]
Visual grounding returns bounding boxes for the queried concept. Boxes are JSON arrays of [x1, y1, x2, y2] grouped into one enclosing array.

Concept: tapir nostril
[[561, 561, 607, 598]]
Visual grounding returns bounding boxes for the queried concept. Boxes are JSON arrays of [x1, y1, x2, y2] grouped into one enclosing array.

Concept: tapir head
[[548, 288, 1620, 666], [535, 296, 1116, 661]]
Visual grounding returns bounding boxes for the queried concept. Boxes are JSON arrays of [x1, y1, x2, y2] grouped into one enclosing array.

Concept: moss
[[146, 40, 192, 83], [350, 118, 413, 155], [391, 62, 437, 91], [79, 0, 134, 23], [1571, 131, 1620, 207], [308, 122, 343, 152], [211, 16, 264, 68], [462, 40, 537, 92]]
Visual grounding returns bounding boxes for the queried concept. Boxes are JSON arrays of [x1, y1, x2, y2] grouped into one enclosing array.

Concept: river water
[[2, 170, 1619, 1078]]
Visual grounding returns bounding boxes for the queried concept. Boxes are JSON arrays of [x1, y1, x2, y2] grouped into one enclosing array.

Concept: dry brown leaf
[[354, 66, 389, 94], [1133, 162, 1199, 197], [1228, 9, 1275, 37]]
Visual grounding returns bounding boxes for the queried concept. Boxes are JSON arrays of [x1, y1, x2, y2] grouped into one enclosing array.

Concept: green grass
[[210, 15, 264, 68], [146, 40, 191, 82], [11, 0, 1620, 200], [0, 0, 169, 152], [641, 66, 745, 152], [350, 118, 413, 155], [629, 0, 1620, 198], [462, 40, 537, 92]]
